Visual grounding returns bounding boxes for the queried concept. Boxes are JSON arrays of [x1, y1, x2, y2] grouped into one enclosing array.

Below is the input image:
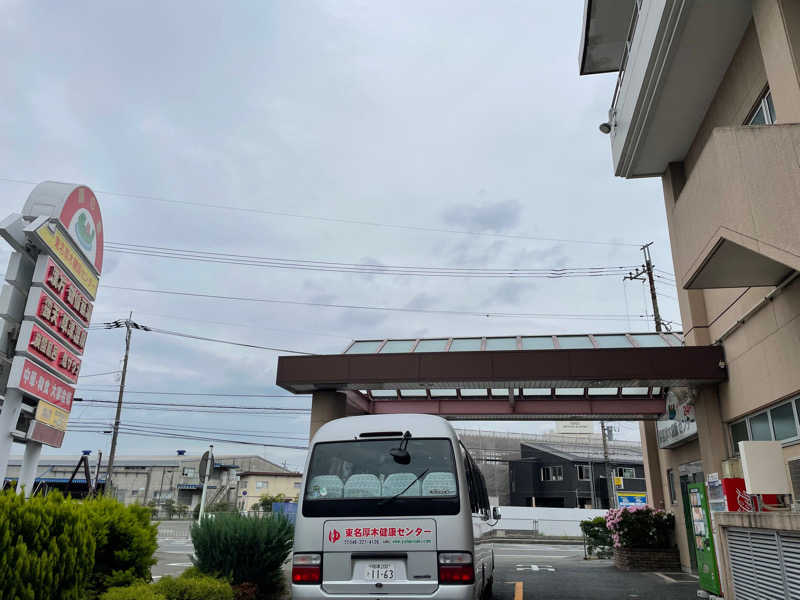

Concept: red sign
[[29, 421, 65, 448], [58, 186, 104, 274], [35, 256, 93, 326], [9, 357, 74, 412], [19, 321, 81, 384], [27, 288, 88, 354]]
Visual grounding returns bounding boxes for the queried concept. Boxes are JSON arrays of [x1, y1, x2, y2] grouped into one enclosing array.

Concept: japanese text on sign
[[24, 322, 81, 383], [40, 258, 93, 325], [9, 358, 74, 412], [35, 401, 70, 431], [34, 221, 99, 298], [33, 290, 88, 353]]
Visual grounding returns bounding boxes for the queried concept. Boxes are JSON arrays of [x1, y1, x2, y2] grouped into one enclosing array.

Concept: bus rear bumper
[[292, 585, 475, 600]]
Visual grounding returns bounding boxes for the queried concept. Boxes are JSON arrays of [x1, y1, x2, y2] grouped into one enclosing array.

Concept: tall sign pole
[[0, 182, 104, 494]]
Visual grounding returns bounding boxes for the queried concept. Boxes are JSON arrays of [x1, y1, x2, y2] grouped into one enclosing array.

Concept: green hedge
[[579, 516, 613, 558], [0, 490, 96, 600], [191, 513, 293, 597], [0, 490, 159, 599], [101, 571, 233, 600], [84, 494, 158, 592]]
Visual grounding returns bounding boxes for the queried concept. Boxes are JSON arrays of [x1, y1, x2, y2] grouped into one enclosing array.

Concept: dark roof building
[[509, 441, 645, 509]]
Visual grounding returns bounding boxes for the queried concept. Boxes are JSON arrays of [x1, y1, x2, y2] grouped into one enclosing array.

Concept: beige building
[[3, 452, 295, 514], [236, 470, 303, 511], [581, 1, 800, 597]]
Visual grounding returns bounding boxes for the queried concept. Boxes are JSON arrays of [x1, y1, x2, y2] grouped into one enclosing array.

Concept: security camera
[[598, 122, 612, 134]]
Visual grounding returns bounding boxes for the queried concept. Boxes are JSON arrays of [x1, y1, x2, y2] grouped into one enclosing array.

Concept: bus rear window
[[303, 438, 459, 517]]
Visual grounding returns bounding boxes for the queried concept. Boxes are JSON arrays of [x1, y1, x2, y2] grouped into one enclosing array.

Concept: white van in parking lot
[[292, 414, 498, 600]]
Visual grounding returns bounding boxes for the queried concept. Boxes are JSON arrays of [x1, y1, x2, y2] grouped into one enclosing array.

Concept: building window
[[576, 465, 591, 481], [540, 466, 563, 482], [746, 89, 776, 125], [614, 467, 635, 479], [730, 420, 749, 453], [666, 469, 676, 504], [182, 467, 196, 477], [729, 397, 800, 452], [294, 482, 302, 489], [256, 481, 269, 489]]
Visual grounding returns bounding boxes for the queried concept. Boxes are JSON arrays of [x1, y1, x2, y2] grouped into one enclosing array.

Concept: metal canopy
[[276, 332, 726, 421]]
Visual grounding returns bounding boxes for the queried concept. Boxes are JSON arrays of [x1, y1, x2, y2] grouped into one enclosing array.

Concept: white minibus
[[292, 414, 498, 600]]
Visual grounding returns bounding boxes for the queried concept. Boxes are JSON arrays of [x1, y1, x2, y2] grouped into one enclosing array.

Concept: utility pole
[[105, 313, 133, 494], [601, 420, 616, 508], [624, 242, 665, 332], [93, 451, 103, 495]]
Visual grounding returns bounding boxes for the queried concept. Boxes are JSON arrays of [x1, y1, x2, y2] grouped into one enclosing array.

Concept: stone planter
[[613, 547, 681, 571]]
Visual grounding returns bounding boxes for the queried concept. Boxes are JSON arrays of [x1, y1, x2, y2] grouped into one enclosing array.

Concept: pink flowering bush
[[605, 506, 674, 549]]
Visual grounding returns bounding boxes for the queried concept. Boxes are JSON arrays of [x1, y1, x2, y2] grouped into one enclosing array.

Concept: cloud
[[441, 198, 523, 233], [0, 1, 670, 461]]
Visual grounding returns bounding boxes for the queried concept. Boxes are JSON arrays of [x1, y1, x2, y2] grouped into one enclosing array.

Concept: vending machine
[[688, 483, 721, 597]]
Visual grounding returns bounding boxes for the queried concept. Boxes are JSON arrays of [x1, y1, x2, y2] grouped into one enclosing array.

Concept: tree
[[257, 493, 286, 512], [176, 504, 189, 519], [146, 499, 158, 519], [163, 499, 177, 519]]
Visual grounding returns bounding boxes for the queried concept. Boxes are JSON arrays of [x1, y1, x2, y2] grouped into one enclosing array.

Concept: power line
[[104, 241, 639, 279], [90, 309, 351, 340], [68, 425, 308, 450], [99, 318, 314, 354], [100, 284, 652, 322], [0, 177, 642, 247], [75, 389, 305, 398], [79, 370, 121, 378], [74, 398, 310, 411], [72, 419, 309, 440]]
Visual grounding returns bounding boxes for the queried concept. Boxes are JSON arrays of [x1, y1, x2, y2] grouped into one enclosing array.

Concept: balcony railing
[[609, 0, 643, 123]]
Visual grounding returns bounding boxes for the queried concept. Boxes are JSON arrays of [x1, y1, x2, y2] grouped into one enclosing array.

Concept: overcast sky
[[0, 2, 677, 470]]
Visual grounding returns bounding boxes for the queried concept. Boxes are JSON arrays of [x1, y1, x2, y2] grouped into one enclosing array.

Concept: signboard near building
[[0, 182, 103, 493], [555, 421, 594, 434], [617, 492, 647, 507]]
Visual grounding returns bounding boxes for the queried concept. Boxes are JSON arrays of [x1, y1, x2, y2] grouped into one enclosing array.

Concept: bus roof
[[311, 414, 457, 444]]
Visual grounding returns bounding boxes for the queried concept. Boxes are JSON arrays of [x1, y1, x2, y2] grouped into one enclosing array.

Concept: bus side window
[[460, 442, 480, 514]]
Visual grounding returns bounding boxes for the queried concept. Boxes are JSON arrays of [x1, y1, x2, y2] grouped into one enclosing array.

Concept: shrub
[[233, 582, 259, 600], [83, 494, 159, 593], [101, 583, 165, 600], [0, 489, 96, 600], [155, 572, 234, 600], [192, 501, 235, 520], [580, 515, 613, 558], [605, 506, 675, 549], [191, 513, 294, 598]]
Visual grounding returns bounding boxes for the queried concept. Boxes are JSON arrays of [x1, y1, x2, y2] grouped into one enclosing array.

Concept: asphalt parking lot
[[491, 543, 700, 600], [152, 531, 701, 598], [153, 522, 194, 581]]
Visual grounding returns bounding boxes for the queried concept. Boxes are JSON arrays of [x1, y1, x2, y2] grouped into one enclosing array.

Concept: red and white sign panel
[[8, 356, 74, 412], [29, 420, 65, 448], [32, 255, 93, 326], [24, 287, 88, 354], [323, 520, 436, 550], [58, 186, 104, 274], [15, 321, 81, 384]]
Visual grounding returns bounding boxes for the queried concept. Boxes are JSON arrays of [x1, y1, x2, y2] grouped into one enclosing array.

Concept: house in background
[[236, 470, 303, 511], [509, 442, 645, 509]]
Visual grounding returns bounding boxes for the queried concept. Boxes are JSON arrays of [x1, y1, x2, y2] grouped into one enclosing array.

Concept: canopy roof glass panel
[[344, 332, 683, 354]]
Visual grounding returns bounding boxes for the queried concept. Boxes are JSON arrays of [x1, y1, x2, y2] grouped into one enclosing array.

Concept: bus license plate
[[362, 562, 398, 581]]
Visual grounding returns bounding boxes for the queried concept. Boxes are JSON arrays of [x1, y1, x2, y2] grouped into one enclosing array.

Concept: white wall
[[495, 506, 607, 537]]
